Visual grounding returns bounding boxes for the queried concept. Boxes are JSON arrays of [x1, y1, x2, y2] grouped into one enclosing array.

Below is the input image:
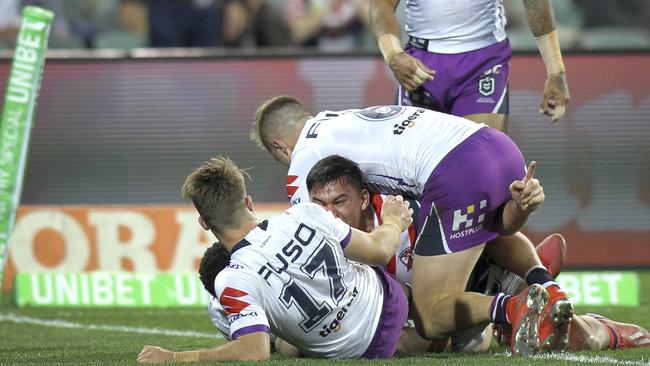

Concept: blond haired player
[[137, 156, 414, 362]]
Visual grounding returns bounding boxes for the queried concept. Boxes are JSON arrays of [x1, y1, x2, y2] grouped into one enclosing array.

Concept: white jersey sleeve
[[214, 267, 271, 340], [208, 295, 231, 340]]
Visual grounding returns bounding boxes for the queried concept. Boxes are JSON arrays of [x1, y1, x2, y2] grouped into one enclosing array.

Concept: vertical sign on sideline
[[0, 7, 54, 287]]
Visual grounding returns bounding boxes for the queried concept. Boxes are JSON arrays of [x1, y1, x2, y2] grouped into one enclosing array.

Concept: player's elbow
[[234, 332, 271, 361]]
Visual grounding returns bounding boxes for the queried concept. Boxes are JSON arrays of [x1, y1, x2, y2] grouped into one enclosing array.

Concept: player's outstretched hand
[[381, 195, 413, 232], [540, 72, 569, 123], [137, 345, 174, 363], [509, 161, 545, 213], [389, 52, 435, 92]]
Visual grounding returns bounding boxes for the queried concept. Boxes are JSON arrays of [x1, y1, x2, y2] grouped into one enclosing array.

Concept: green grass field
[[1, 272, 649, 366]]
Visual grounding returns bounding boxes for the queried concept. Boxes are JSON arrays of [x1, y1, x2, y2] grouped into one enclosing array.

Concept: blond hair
[[182, 157, 248, 233], [251, 95, 310, 151]]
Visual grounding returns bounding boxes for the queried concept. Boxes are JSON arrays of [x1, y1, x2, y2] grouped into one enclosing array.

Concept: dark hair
[[306, 155, 364, 194], [199, 242, 231, 298]]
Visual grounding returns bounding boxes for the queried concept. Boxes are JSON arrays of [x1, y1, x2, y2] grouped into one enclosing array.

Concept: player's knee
[[412, 309, 448, 340], [415, 318, 449, 340]]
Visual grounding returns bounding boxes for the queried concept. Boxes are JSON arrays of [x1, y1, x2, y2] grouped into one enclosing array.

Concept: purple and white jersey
[[213, 203, 385, 358], [287, 105, 484, 205], [405, 0, 507, 53]]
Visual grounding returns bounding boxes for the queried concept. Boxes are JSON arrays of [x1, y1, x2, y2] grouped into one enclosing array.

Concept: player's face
[[309, 179, 367, 230]]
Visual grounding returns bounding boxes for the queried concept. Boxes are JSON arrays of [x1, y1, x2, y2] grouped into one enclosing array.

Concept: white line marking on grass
[[530, 353, 650, 366], [0, 312, 224, 339]]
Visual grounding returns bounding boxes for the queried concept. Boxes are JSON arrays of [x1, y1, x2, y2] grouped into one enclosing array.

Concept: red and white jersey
[[370, 194, 418, 285], [286, 105, 483, 205], [213, 203, 385, 359]]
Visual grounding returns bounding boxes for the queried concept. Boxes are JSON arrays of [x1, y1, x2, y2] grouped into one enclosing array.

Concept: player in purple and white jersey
[[370, 0, 569, 130], [252, 96, 573, 355], [137, 156, 413, 363], [302, 155, 650, 355]]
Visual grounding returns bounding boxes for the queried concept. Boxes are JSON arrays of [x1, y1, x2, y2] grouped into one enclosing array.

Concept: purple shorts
[[413, 127, 526, 256], [399, 38, 511, 117], [362, 267, 409, 359]]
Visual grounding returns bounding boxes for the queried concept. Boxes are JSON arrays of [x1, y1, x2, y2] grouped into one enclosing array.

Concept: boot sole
[[512, 285, 548, 356], [540, 298, 574, 352]]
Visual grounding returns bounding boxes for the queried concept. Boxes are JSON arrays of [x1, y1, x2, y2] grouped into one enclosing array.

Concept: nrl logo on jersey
[[478, 76, 496, 96], [478, 64, 502, 97]]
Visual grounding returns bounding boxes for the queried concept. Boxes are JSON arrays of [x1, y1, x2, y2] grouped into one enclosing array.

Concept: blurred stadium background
[[0, 0, 649, 364]]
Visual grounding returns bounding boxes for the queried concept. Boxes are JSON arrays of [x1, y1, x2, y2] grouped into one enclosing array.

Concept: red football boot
[[535, 233, 566, 279], [589, 313, 650, 349], [505, 284, 548, 355], [538, 285, 574, 352]]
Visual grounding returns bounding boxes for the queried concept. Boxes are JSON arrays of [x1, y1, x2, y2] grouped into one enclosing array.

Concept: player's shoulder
[[285, 202, 331, 219], [281, 203, 341, 233], [313, 109, 359, 121], [215, 262, 258, 290]]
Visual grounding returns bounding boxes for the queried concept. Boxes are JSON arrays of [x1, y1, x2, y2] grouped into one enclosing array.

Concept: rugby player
[[137, 156, 415, 362], [305, 155, 650, 354], [204, 155, 649, 356], [370, 0, 569, 129], [252, 96, 573, 354]]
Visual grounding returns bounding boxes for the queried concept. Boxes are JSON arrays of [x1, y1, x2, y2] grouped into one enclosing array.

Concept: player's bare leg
[[484, 232, 543, 278], [411, 245, 494, 339], [396, 327, 448, 355], [463, 113, 508, 132], [569, 314, 650, 351], [566, 314, 610, 351]]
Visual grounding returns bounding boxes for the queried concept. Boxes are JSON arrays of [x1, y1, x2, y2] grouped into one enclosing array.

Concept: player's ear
[[245, 195, 255, 212], [272, 139, 290, 155], [360, 189, 370, 210], [197, 216, 210, 231]]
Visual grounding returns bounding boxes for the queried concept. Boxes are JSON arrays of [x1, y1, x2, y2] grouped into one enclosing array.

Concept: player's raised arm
[[523, 0, 570, 123], [370, 0, 434, 92], [344, 195, 413, 265]]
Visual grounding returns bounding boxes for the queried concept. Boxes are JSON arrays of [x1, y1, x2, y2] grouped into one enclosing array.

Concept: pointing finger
[[524, 161, 537, 183]]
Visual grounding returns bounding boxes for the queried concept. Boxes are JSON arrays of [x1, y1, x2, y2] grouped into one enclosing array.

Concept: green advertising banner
[[14, 271, 640, 308], [15, 272, 208, 307], [556, 271, 640, 306], [0, 7, 54, 286]]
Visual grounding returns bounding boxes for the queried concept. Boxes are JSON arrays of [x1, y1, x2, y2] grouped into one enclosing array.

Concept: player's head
[[199, 242, 231, 298], [307, 155, 370, 230], [251, 95, 311, 166], [182, 156, 253, 237]]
